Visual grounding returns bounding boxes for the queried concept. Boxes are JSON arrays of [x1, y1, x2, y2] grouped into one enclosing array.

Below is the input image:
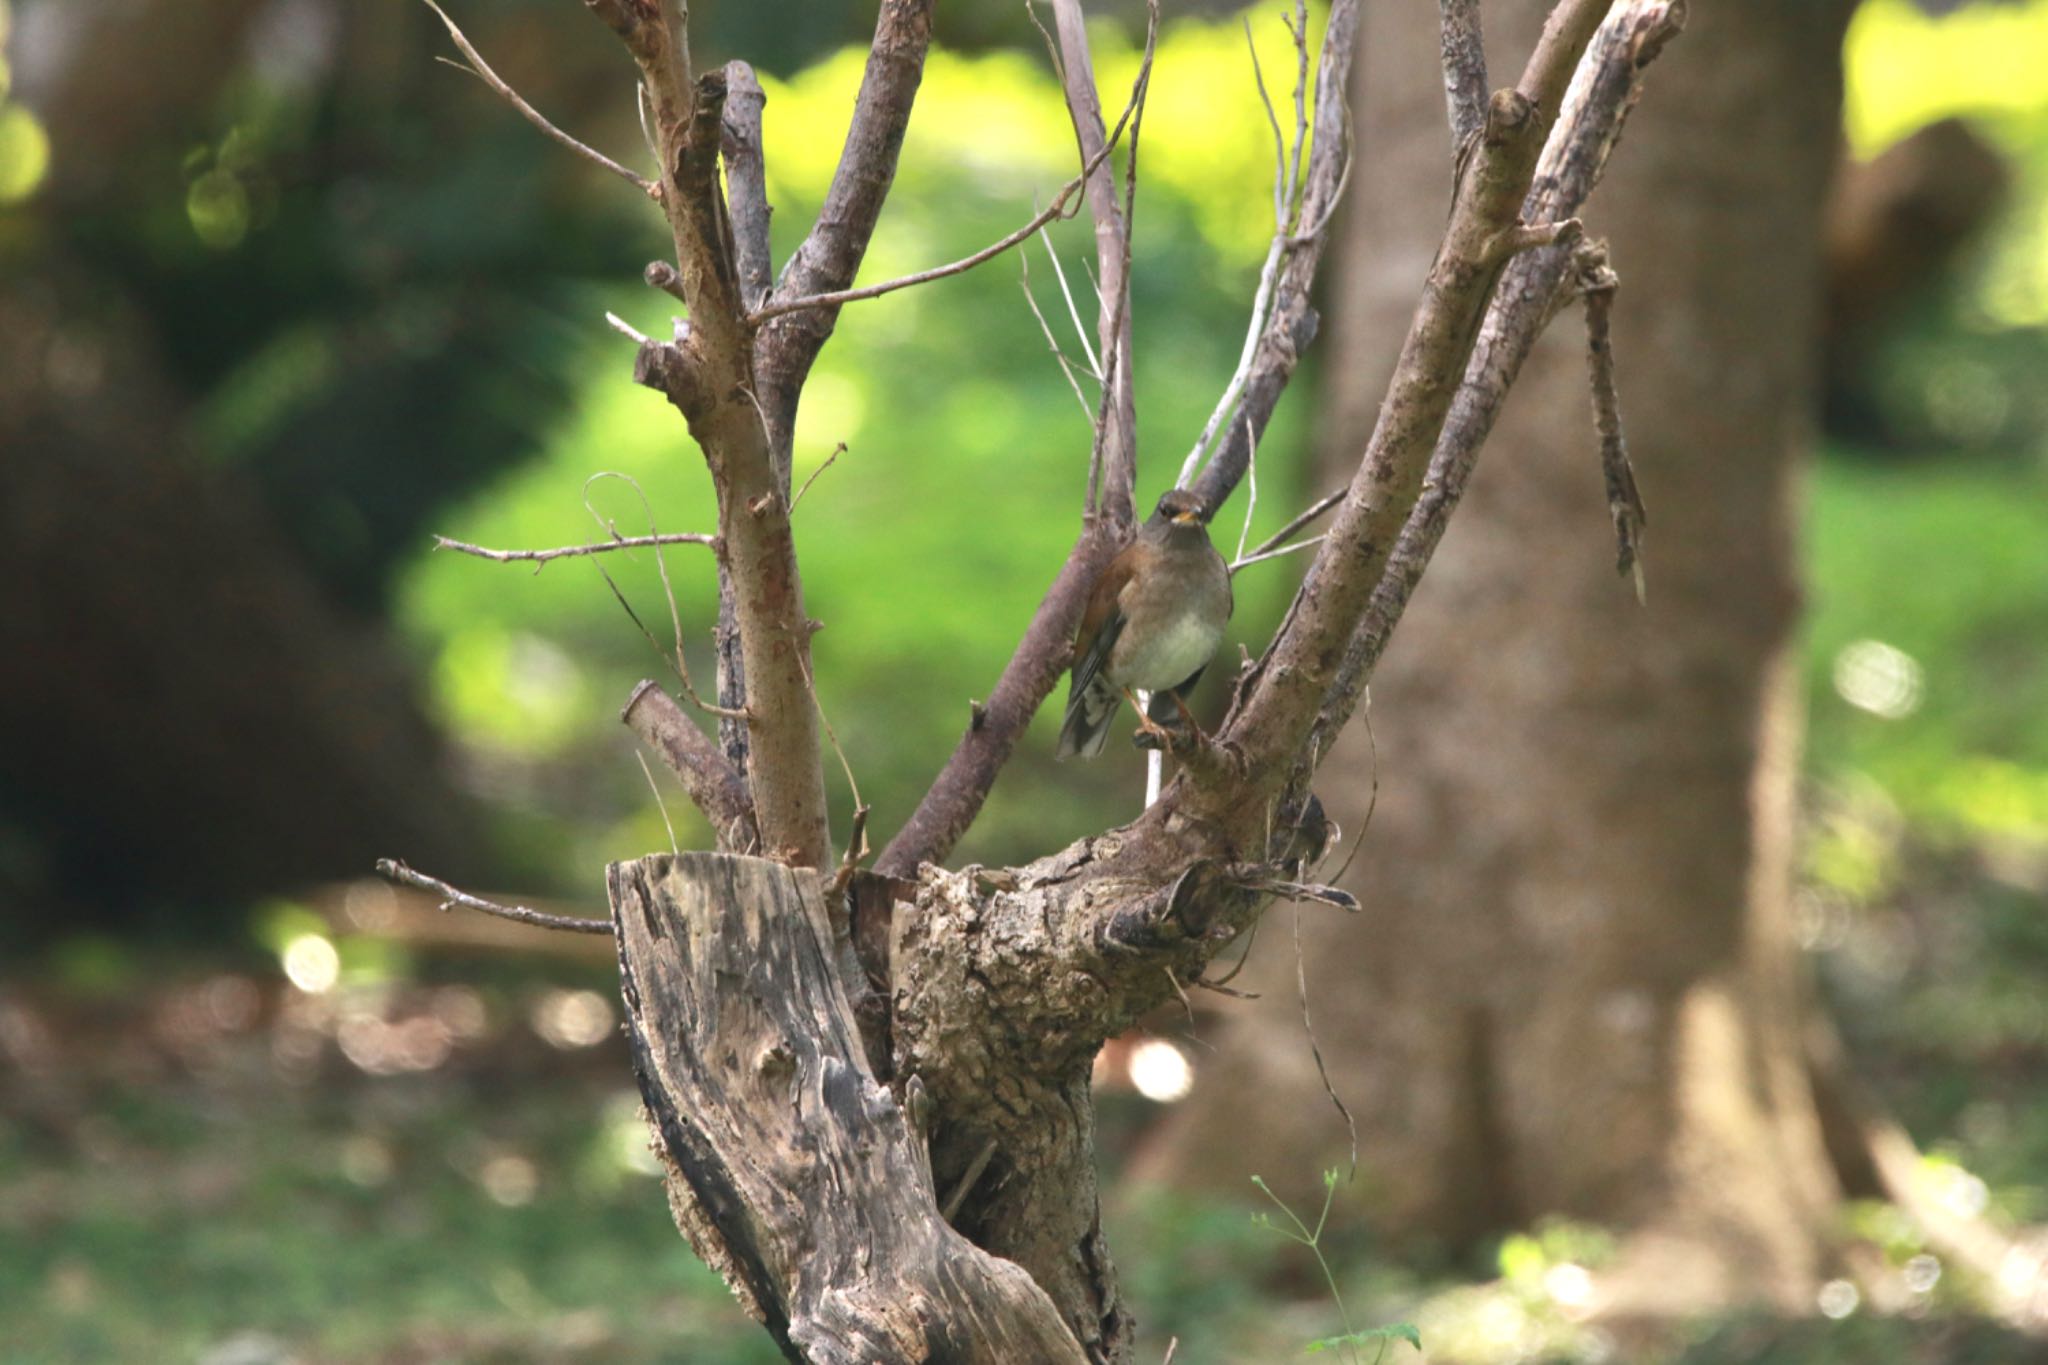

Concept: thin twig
[[376, 859, 613, 935], [1577, 240, 1647, 601], [1021, 253, 1099, 426], [1230, 534, 1325, 575], [800, 653, 865, 829], [433, 530, 716, 568], [1177, 5, 1315, 488], [421, 0, 657, 199], [1240, 486, 1344, 562], [1292, 907, 1358, 1176], [941, 1138, 1000, 1224], [604, 311, 651, 345], [573, 485, 742, 720], [791, 443, 847, 513], [749, 98, 1133, 325], [1324, 687, 1378, 889], [1235, 414, 1259, 561], [586, 471, 696, 699], [1042, 230, 1103, 381], [637, 751, 682, 856]]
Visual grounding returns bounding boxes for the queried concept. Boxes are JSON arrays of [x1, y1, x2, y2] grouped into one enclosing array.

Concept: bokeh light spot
[[281, 934, 340, 994], [1126, 1038, 1193, 1103]]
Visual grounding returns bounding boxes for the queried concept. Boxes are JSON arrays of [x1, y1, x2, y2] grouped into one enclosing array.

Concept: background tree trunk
[[1139, 0, 1860, 1310]]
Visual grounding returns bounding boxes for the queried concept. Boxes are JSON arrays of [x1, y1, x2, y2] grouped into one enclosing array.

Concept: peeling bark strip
[[610, 853, 1086, 1364]]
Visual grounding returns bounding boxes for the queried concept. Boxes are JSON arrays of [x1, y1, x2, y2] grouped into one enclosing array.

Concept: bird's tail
[[1055, 675, 1121, 760]]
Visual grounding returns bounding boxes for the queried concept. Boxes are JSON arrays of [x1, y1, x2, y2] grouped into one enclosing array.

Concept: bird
[[1056, 487, 1233, 760]]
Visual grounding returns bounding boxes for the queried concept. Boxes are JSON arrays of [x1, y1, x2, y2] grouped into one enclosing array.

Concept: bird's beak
[[1172, 510, 1202, 526]]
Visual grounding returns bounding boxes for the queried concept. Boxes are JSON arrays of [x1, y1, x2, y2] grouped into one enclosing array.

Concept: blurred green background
[[2, 0, 2047, 1360]]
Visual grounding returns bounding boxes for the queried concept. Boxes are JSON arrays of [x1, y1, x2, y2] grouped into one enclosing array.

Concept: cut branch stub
[[610, 852, 1085, 1364]]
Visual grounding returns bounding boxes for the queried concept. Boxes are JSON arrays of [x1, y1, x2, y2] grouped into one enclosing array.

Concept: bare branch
[[790, 442, 847, 513], [421, 0, 656, 198], [432, 529, 715, 567], [1051, 0, 1155, 529], [1020, 253, 1099, 426], [1230, 533, 1325, 575], [874, 527, 1119, 877], [1242, 486, 1344, 563], [1439, 0, 1490, 151], [623, 680, 760, 851], [880, 0, 1345, 878], [604, 310, 651, 345], [1182, 0, 1636, 817], [1298, 0, 1684, 781], [1577, 240, 1648, 599], [1177, 10, 1304, 490], [375, 858, 613, 934], [720, 61, 773, 310], [1188, 0, 1360, 513], [754, 0, 935, 472], [748, 136, 1122, 325]]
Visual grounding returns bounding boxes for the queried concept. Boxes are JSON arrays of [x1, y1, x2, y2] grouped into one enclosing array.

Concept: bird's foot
[[1132, 714, 1208, 754], [1131, 713, 1177, 750]]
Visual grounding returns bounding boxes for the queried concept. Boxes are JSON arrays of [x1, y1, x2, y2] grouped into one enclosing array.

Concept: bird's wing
[[1071, 542, 1143, 700]]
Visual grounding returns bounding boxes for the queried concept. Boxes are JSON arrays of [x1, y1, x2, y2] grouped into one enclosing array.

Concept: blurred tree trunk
[[0, 0, 486, 928], [1138, 0, 1859, 1309]]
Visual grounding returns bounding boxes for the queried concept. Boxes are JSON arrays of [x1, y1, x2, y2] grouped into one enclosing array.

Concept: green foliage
[[1251, 1171, 1419, 1365], [1307, 1324, 1422, 1357]]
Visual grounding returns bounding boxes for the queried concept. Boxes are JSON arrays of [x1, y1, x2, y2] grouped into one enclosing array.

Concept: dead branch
[[376, 858, 613, 934], [611, 854, 1086, 1361], [1181, 0, 1628, 819], [1020, 249, 1098, 424], [720, 61, 773, 310], [1051, 0, 1153, 528], [879, 0, 1358, 878], [1186, 0, 1358, 513], [748, 132, 1126, 326], [1316, 0, 1684, 763], [754, 0, 935, 481], [1576, 239, 1648, 598], [1439, 0, 1490, 152], [1242, 485, 1344, 563], [622, 680, 760, 851], [1230, 533, 1325, 575], [432, 530, 715, 567], [1176, 3, 1308, 489], [790, 442, 846, 512], [422, 0, 657, 198]]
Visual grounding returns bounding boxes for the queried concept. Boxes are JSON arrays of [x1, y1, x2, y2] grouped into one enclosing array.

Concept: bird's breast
[[1120, 612, 1224, 691]]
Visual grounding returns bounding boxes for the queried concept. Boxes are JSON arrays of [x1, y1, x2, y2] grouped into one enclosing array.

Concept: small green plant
[[1250, 1170, 1421, 1364]]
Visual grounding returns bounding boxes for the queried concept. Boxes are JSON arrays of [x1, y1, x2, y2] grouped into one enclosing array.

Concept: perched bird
[[1057, 488, 1233, 760]]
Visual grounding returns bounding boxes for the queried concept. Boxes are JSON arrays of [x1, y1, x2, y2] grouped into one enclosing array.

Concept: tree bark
[[1140, 0, 1860, 1311], [610, 853, 1087, 1363]]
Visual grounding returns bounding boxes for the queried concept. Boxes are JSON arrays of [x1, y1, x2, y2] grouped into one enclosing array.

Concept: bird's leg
[[1169, 691, 1211, 746], [1123, 687, 1175, 747]]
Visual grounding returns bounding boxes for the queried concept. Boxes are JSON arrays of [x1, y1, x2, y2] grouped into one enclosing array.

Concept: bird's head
[[1150, 488, 1212, 528]]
